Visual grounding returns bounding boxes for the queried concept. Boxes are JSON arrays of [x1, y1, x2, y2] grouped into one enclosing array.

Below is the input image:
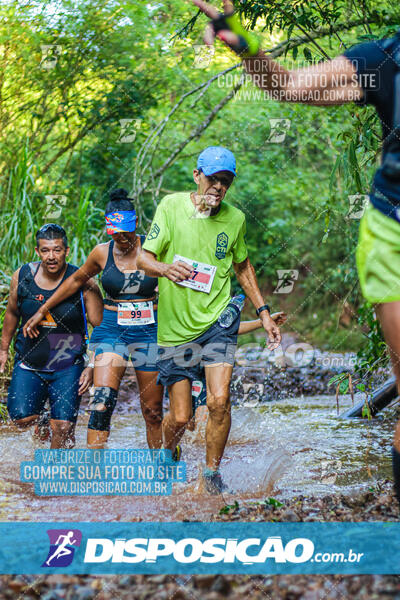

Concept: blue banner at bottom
[[0, 522, 399, 574]]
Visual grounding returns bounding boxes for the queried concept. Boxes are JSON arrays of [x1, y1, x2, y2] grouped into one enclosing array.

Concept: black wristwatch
[[256, 304, 271, 317]]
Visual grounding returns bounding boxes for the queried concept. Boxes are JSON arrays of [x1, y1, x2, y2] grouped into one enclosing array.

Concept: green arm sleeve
[[212, 12, 260, 58]]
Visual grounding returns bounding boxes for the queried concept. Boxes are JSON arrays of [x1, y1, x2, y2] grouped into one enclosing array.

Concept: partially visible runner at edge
[[0, 224, 103, 448], [138, 145, 281, 494], [191, 0, 400, 501], [23, 190, 162, 450]]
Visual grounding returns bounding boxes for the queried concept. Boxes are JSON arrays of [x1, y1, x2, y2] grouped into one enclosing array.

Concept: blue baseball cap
[[197, 146, 236, 177]]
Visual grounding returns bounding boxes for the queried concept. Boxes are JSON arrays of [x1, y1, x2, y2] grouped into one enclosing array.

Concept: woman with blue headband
[[24, 189, 162, 449]]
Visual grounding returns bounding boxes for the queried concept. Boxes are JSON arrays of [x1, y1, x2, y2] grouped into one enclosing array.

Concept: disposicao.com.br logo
[[82, 536, 363, 565], [42, 529, 82, 567]]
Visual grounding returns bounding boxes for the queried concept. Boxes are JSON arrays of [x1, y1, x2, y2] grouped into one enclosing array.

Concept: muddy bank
[[231, 342, 390, 403], [214, 478, 399, 523], [230, 361, 347, 404], [0, 573, 399, 600]]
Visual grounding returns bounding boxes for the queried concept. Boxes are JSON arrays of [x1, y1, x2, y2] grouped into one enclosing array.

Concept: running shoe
[[34, 410, 51, 442], [172, 445, 182, 462], [202, 469, 228, 495]]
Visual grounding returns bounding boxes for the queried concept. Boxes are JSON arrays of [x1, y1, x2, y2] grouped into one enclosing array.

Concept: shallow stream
[[0, 391, 395, 522]]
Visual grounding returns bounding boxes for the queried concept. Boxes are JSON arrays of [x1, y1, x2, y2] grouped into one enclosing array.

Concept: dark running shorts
[[156, 309, 240, 388], [7, 361, 83, 423]]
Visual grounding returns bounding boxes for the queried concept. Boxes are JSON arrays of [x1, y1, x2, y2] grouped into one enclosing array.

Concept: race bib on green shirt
[[173, 254, 216, 294]]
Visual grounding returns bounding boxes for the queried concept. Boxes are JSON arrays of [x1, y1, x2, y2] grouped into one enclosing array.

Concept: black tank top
[[15, 262, 86, 371], [101, 237, 157, 303]]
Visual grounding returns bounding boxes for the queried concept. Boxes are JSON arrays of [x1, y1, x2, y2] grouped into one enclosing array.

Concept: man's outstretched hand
[[23, 309, 46, 338], [191, 0, 259, 57], [164, 261, 194, 283], [261, 313, 282, 351], [78, 367, 93, 395]]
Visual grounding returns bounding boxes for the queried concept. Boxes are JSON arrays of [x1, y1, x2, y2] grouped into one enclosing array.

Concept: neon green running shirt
[[142, 192, 248, 346]]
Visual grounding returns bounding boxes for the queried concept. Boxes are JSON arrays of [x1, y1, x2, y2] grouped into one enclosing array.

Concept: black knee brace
[[88, 387, 118, 432], [392, 446, 400, 503]]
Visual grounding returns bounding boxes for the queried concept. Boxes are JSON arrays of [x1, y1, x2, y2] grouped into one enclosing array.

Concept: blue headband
[[105, 211, 136, 234]]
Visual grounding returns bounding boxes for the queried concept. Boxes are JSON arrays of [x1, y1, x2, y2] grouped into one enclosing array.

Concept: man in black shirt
[[0, 224, 103, 448], [192, 0, 400, 501]]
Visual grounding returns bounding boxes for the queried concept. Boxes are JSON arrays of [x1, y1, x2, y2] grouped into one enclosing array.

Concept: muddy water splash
[[0, 391, 395, 522]]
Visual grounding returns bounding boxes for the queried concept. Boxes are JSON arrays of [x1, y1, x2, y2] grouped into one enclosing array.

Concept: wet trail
[[0, 382, 395, 522]]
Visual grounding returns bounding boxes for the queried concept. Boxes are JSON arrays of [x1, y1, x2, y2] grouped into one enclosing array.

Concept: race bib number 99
[[173, 255, 216, 294], [117, 301, 155, 326]]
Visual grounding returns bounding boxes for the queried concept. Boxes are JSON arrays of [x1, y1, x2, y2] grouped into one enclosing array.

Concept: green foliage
[[355, 302, 389, 379], [328, 372, 351, 395], [328, 301, 389, 410], [1, 0, 399, 367], [262, 497, 284, 508], [219, 500, 240, 514], [0, 403, 8, 423], [361, 400, 372, 420], [0, 142, 38, 272], [65, 188, 104, 265]]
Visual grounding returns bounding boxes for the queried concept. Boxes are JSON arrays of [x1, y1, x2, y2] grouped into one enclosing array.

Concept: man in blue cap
[[138, 146, 281, 494]]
